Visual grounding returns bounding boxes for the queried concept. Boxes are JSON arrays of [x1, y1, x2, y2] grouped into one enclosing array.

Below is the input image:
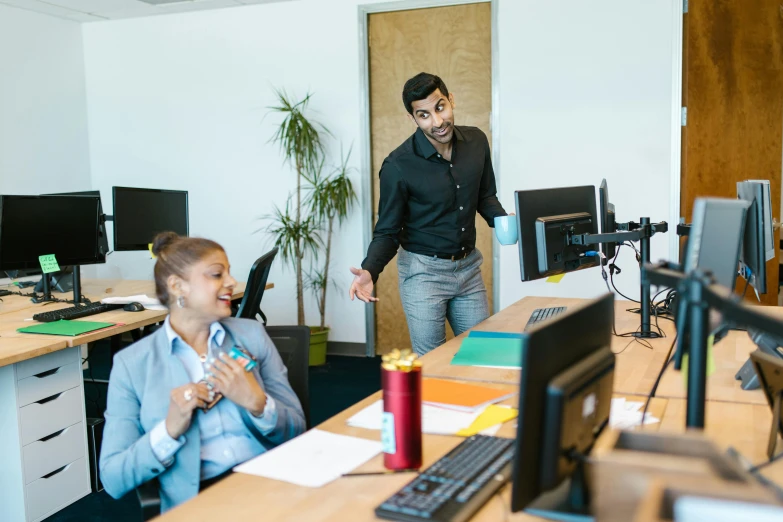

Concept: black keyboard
[[375, 435, 515, 522], [524, 306, 566, 331], [32, 302, 124, 323]]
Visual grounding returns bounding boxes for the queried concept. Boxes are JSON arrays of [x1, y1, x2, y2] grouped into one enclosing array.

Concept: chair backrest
[[265, 325, 311, 428], [236, 247, 278, 321]]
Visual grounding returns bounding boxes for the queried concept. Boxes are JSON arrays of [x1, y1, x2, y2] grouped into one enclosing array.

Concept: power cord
[[640, 335, 678, 428], [599, 244, 666, 349], [748, 451, 783, 473], [82, 349, 103, 415]]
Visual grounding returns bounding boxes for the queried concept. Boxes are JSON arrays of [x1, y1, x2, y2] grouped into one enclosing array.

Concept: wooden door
[[368, 3, 493, 353], [680, 1, 783, 305]]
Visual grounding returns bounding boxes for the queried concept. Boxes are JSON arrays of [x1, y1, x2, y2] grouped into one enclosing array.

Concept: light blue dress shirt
[[149, 317, 277, 480]]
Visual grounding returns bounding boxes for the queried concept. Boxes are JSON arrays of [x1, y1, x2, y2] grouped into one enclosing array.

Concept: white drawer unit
[[25, 457, 90, 522], [0, 346, 91, 522], [17, 362, 81, 407], [23, 421, 85, 485], [15, 349, 75, 381], [20, 386, 83, 446]]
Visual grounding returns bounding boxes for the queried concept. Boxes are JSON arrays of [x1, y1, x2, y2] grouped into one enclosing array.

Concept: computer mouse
[[124, 302, 145, 312]]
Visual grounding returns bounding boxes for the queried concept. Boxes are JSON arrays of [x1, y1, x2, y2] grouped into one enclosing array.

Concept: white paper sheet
[[347, 400, 484, 435], [610, 398, 659, 429], [233, 429, 382, 488], [101, 294, 167, 310]]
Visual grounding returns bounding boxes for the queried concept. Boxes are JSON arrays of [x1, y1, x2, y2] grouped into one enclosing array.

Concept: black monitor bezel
[[0, 194, 103, 270], [112, 186, 189, 251]]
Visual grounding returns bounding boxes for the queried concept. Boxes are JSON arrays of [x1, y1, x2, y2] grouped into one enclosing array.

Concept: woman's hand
[[166, 382, 211, 439], [207, 353, 267, 416]]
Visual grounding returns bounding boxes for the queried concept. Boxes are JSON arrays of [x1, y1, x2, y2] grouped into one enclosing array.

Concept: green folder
[[18, 320, 115, 337], [451, 336, 523, 368]]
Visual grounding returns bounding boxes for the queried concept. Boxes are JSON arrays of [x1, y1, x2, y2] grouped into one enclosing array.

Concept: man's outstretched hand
[[349, 267, 379, 303]]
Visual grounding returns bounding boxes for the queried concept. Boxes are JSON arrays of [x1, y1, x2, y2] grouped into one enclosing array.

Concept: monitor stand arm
[[570, 218, 669, 339], [72, 265, 83, 305], [38, 274, 54, 303]]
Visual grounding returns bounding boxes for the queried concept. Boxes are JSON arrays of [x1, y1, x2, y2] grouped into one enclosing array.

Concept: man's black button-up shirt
[[361, 125, 507, 283]]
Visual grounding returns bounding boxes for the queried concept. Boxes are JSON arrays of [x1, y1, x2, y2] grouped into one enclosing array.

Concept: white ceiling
[[0, 0, 291, 22]]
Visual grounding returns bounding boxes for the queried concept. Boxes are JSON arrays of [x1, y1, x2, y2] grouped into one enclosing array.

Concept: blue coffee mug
[[494, 215, 518, 245]]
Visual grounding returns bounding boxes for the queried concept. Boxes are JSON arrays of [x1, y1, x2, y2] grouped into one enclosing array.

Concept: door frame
[[669, 0, 684, 262], [357, 0, 499, 356]]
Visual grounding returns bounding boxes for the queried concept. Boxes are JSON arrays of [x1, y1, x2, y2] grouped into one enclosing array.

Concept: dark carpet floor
[[46, 350, 381, 522]]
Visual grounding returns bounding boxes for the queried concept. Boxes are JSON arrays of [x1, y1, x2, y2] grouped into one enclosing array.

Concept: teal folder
[[451, 335, 523, 368]]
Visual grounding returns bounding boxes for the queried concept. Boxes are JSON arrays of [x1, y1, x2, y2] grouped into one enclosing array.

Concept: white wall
[[82, 0, 392, 343], [496, 0, 678, 309], [0, 4, 92, 194], [82, 0, 679, 343]]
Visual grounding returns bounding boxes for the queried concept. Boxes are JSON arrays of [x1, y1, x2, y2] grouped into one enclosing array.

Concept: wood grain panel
[[680, 1, 783, 304], [369, 3, 493, 354]]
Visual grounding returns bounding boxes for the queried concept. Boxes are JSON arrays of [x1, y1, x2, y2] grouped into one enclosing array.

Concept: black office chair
[[135, 324, 310, 521], [137, 479, 161, 521], [235, 248, 278, 324], [266, 325, 311, 428]]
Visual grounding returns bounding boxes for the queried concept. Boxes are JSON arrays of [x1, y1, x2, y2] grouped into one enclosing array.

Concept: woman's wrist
[[248, 391, 268, 417]]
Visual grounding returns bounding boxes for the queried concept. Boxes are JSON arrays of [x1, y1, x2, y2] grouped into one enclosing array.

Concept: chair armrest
[[136, 478, 161, 521]]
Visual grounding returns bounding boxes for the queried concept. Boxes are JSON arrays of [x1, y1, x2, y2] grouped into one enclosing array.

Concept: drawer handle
[[33, 367, 62, 379], [39, 428, 67, 442], [42, 464, 69, 479], [35, 392, 63, 405]]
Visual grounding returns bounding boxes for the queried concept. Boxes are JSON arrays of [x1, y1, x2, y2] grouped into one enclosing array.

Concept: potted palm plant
[[264, 90, 327, 328], [304, 147, 358, 365]]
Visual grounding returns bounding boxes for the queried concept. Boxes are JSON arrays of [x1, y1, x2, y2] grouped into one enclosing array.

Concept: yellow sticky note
[[456, 405, 518, 437], [546, 274, 566, 284], [681, 334, 716, 386], [148, 243, 156, 259]]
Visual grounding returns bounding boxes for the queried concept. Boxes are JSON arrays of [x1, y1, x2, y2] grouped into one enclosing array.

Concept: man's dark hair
[[402, 73, 450, 115]]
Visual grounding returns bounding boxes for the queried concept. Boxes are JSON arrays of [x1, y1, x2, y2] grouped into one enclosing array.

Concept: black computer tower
[[87, 417, 104, 493]]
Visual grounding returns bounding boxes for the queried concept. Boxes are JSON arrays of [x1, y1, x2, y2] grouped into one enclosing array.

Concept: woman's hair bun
[[151, 231, 180, 257]]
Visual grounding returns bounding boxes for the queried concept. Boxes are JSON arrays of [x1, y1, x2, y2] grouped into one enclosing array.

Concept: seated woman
[[100, 232, 305, 511]]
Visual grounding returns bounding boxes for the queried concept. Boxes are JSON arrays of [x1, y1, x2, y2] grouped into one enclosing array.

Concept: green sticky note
[[38, 254, 60, 274], [681, 334, 717, 386], [452, 337, 523, 368], [18, 320, 115, 337]]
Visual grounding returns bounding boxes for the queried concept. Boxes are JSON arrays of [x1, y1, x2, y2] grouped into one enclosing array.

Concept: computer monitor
[[112, 187, 189, 251], [683, 197, 750, 291], [598, 179, 616, 260], [515, 186, 599, 281], [675, 197, 750, 372], [737, 180, 774, 295], [48, 190, 110, 261], [511, 293, 615, 519], [0, 195, 104, 271]]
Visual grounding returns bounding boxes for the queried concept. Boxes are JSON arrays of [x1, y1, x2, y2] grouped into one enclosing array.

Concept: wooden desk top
[[144, 295, 783, 521], [659, 398, 783, 485], [420, 296, 677, 397], [0, 335, 69, 368], [655, 330, 766, 405], [157, 382, 668, 522], [0, 279, 270, 368], [420, 295, 770, 406]]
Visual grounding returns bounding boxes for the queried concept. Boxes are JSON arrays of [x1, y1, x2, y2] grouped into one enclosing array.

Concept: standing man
[[349, 72, 509, 355]]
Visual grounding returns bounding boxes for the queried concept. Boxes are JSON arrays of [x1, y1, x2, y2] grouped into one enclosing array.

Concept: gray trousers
[[397, 248, 490, 356]]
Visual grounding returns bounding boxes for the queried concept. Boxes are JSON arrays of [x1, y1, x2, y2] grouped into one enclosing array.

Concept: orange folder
[[421, 378, 516, 412]]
